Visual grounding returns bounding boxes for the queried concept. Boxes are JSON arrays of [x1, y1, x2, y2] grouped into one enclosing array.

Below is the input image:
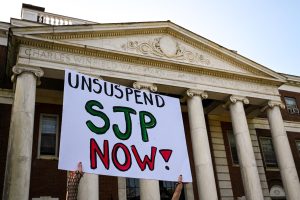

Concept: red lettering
[[131, 145, 157, 171], [90, 139, 109, 169], [112, 143, 132, 171]]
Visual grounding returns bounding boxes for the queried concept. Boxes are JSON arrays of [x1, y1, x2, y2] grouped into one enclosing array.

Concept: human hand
[[178, 175, 182, 184], [77, 162, 83, 173]]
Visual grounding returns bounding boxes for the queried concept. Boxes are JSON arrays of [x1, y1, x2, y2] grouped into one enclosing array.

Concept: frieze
[[121, 36, 210, 66], [88, 60, 279, 98], [23, 48, 102, 67]]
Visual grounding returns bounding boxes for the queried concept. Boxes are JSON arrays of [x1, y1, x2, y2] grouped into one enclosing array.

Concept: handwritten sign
[[58, 69, 192, 182]]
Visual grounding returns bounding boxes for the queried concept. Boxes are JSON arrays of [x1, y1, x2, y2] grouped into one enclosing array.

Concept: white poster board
[[58, 69, 192, 182]]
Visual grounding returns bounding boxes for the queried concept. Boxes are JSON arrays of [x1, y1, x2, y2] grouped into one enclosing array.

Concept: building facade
[[1, 4, 300, 200]]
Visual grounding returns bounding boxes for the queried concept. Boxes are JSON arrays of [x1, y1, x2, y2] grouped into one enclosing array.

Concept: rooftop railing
[[21, 7, 96, 25]]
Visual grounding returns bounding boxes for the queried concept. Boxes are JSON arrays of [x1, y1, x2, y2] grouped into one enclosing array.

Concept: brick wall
[[209, 116, 235, 200], [30, 103, 66, 199], [256, 128, 300, 188], [0, 45, 12, 89], [0, 104, 12, 198], [279, 90, 300, 122], [99, 175, 118, 200], [30, 103, 119, 200], [220, 121, 242, 199], [216, 118, 270, 200]]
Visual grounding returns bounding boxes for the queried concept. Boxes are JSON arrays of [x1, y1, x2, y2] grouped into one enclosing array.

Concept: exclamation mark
[[159, 149, 173, 170]]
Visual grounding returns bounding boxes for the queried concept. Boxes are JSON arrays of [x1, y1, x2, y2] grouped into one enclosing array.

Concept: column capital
[[13, 65, 44, 77], [133, 81, 157, 92], [11, 65, 44, 83], [186, 89, 208, 99], [223, 95, 249, 109], [230, 95, 249, 104], [261, 100, 285, 112]]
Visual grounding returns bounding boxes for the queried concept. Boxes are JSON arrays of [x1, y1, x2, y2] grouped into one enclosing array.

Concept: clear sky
[[1, 0, 299, 76]]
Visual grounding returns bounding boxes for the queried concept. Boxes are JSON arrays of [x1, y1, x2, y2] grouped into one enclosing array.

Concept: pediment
[[11, 21, 286, 83], [61, 34, 254, 75]]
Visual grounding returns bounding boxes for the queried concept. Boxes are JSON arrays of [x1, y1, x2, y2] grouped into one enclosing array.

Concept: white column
[[186, 89, 218, 200], [184, 182, 195, 200], [266, 101, 300, 200], [78, 173, 99, 200], [227, 95, 264, 200], [118, 177, 127, 200], [3, 65, 43, 200], [133, 81, 161, 200]]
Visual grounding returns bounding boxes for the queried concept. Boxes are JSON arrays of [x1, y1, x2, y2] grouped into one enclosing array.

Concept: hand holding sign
[[58, 70, 192, 182]]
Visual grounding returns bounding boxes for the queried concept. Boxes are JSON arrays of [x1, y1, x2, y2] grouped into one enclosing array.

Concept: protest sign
[[58, 69, 192, 182]]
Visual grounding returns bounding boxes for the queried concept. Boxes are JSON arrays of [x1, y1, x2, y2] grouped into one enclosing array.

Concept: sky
[[0, 0, 299, 76]]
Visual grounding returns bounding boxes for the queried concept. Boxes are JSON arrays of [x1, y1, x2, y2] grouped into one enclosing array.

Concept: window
[[126, 179, 185, 199], [126, 178, 140, 200], [227, 130, 239, 165], [259, 137, 278, 168], [160, 181, 185, 200], [38, 114, 59, 158], [284, 97, 299, 114]]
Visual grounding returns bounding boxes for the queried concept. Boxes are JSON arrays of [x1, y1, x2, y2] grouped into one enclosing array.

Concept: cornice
[[14, 36, 284, 86], [279, 73, 300, 86], [40, 28, 167, 40], [36, 27, 276, 79]]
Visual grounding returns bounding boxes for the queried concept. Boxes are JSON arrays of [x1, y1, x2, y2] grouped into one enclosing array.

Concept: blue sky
[[1, 0, 299, 76]]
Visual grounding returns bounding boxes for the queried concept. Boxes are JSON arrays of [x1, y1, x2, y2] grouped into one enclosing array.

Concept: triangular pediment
[[62, 34, 254, 75], [11, 21, 286, 83]]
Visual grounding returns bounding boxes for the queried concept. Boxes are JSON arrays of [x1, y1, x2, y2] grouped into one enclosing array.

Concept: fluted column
[[133, 81, 161, 200], [3, 65, 43, 200], [186, 89, 217, 200], [265, 101, 300, 200], [226, 95, 264, 200]]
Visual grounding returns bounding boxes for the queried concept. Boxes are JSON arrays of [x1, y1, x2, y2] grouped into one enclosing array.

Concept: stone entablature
[[18, 45, 281, 102]]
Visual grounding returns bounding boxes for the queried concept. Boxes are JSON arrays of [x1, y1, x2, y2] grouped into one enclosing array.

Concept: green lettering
[[113, 106, 137, 140], [139, 111, 157, 142], [85, 100, 110, 134]]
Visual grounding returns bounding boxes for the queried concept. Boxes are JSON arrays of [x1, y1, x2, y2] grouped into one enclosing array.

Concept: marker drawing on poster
[[58, 69, 192, 182]]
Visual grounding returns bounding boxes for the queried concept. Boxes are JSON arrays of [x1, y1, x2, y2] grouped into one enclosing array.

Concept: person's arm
[[66, 162, 84, 199], [171, 175, 183, 200]]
